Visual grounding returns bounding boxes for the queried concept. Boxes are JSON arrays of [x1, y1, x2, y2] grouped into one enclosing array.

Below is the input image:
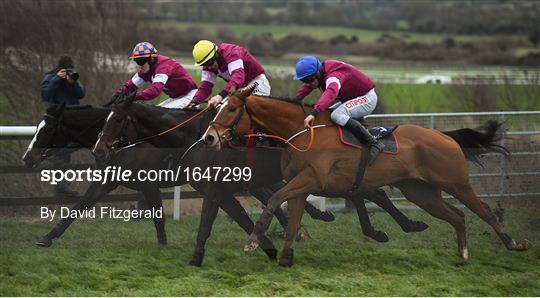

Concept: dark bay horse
[[22, 104, 171, 246], [203, 86, 531, 266], [22, 103, 319, 265], [92, 94, 429, 265]]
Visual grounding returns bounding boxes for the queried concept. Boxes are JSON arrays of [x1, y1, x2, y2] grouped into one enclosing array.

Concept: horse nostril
[[204, 134, 215, 145]]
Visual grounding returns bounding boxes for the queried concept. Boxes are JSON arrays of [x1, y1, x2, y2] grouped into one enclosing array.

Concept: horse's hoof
[[318, 211, 335, 222], [189, 249, 204, 266], [188, 258, 203, 267], [510, 239, 531, 251], [278, 249, 294, 267], [404, 220, 429, 233], [367, 230, 389, 243], [278, 258, 293, 267], [295, 227, 311, 242], [244, 233, 260, 252], [263, 248, 278, 260], [244, 240, 259, 252], [459, 248, 470, 260], [36, 237, 53, 247]]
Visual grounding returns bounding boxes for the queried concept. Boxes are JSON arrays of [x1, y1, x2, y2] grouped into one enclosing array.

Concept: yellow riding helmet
[[193, 40, 217, 66]]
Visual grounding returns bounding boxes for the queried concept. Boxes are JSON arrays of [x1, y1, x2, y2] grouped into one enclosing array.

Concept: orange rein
[[242, 126, 315, 152], [157, 105, 212, 136], [115, 106, 212, 150]]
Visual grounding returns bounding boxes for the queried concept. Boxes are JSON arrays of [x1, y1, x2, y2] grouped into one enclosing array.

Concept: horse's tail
[[442, 120, 510, 166]]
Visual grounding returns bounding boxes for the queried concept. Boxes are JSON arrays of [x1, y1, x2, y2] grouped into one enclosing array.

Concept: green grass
[[161, 21, 527, 44], [1, 205, 539, 296], [167, 69, 539, 113]]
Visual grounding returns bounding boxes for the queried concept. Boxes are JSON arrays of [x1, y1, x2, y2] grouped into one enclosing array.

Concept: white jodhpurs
[[158, 89, 198, 109], [248, 74, 271, 96], [330, 88, 378, 126]]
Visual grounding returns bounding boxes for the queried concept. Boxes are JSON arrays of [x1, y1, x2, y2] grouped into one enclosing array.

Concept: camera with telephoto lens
[[65, 68, 79, 81]]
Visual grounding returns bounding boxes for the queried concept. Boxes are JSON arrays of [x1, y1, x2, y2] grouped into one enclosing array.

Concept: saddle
[[338, 125, 399, 194], [338, 126, 399, 154]]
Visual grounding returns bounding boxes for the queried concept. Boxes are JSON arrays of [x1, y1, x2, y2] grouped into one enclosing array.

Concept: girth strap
[[350, 146, 371, 194]]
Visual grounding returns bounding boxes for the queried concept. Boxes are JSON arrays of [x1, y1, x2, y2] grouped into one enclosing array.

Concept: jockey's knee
[[330, 109, 350, 126]]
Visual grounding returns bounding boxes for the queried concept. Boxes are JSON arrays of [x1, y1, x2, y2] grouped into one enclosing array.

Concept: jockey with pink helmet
[[294, 56, 385, 164], [118, 42, 197, 108]]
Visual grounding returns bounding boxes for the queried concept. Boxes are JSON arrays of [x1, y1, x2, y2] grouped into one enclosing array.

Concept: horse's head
[[203, 85, 257, 150], [22, 102, 70, 167], [92, 92, 138, 162]]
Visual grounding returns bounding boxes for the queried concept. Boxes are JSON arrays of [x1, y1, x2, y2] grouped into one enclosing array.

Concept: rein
[[242, 127, 316, 152], [211, 96, 318, 152], [113, 106, 212, 151]]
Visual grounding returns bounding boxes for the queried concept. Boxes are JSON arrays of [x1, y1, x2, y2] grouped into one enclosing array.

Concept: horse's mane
[[252, 95, 315, 108], [130, 102, 203, 116], [62, 105, 110, 124], [65, 105, 95, 110]]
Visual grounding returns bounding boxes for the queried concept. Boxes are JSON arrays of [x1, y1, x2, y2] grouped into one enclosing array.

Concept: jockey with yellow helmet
[[118, 42, 197, 108], [187, 40, 270, 108], [294, 56, 385, 164]]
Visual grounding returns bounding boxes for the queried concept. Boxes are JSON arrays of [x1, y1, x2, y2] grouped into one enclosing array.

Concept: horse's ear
[[125, 91, 137, 104], [235, 83, 258, 100]]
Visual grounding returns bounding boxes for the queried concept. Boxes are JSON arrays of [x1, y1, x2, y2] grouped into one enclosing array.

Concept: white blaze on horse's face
[[93, 111, 114, 152], [22, 120, 45, 160], [202, 99, 229, 150], [106, 111, 115, 122]]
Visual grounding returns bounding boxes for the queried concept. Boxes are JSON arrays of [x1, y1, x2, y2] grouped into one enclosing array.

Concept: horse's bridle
[[208, 97, 254, 144], [97, 111, 139, 151], [208, 96, 317, 152]]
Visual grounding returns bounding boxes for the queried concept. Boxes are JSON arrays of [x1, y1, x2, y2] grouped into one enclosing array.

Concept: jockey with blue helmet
[[294, 56, 384, 164]]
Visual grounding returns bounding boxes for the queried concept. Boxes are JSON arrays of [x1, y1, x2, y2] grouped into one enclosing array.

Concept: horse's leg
[[279, 197, 306, 267], [268, 181, 335, 222], [347, 195, 389, 242], [218, 195, 278, 261], [189, 192, 278, 266], [365, 189, 429, 233], [140, 184, 166, 245], [445, 183, 530, 251], [303, 201, 335, 222], [249, 187, 288, 229], [245, 168, 319, 252], [36, 181, 118, 247], [395, 180, 469, 259], [189, 194, 220, 267], [250, 187, 311, 241]]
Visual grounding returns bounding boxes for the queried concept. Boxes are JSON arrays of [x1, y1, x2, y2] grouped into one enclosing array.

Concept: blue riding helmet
[[293, 56, 322, 80]]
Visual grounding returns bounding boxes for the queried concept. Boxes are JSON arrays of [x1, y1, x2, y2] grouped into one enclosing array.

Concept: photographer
[[40, 55, 85, 196], [41, 55, 85, 106]]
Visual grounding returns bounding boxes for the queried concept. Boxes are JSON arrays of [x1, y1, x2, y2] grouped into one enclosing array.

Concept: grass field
[[163, 70, 539, 114], [1, 204, 539, 296], [161, 21, 527, 44]]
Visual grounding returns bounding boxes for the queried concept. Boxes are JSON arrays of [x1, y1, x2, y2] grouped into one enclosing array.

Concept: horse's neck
[[250, 96, 317, 138], [130, 104, 204, 146], [63, 108, 107, 147]]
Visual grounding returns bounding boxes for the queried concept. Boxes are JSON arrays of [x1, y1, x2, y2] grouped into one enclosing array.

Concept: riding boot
[[344, 118, 385, 165]]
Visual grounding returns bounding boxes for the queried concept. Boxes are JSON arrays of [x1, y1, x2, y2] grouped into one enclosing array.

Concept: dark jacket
[[41, 70, 85, 106]]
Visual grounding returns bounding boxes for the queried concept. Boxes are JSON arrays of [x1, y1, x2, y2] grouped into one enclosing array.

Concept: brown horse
[[203, 86, 531, 266]]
